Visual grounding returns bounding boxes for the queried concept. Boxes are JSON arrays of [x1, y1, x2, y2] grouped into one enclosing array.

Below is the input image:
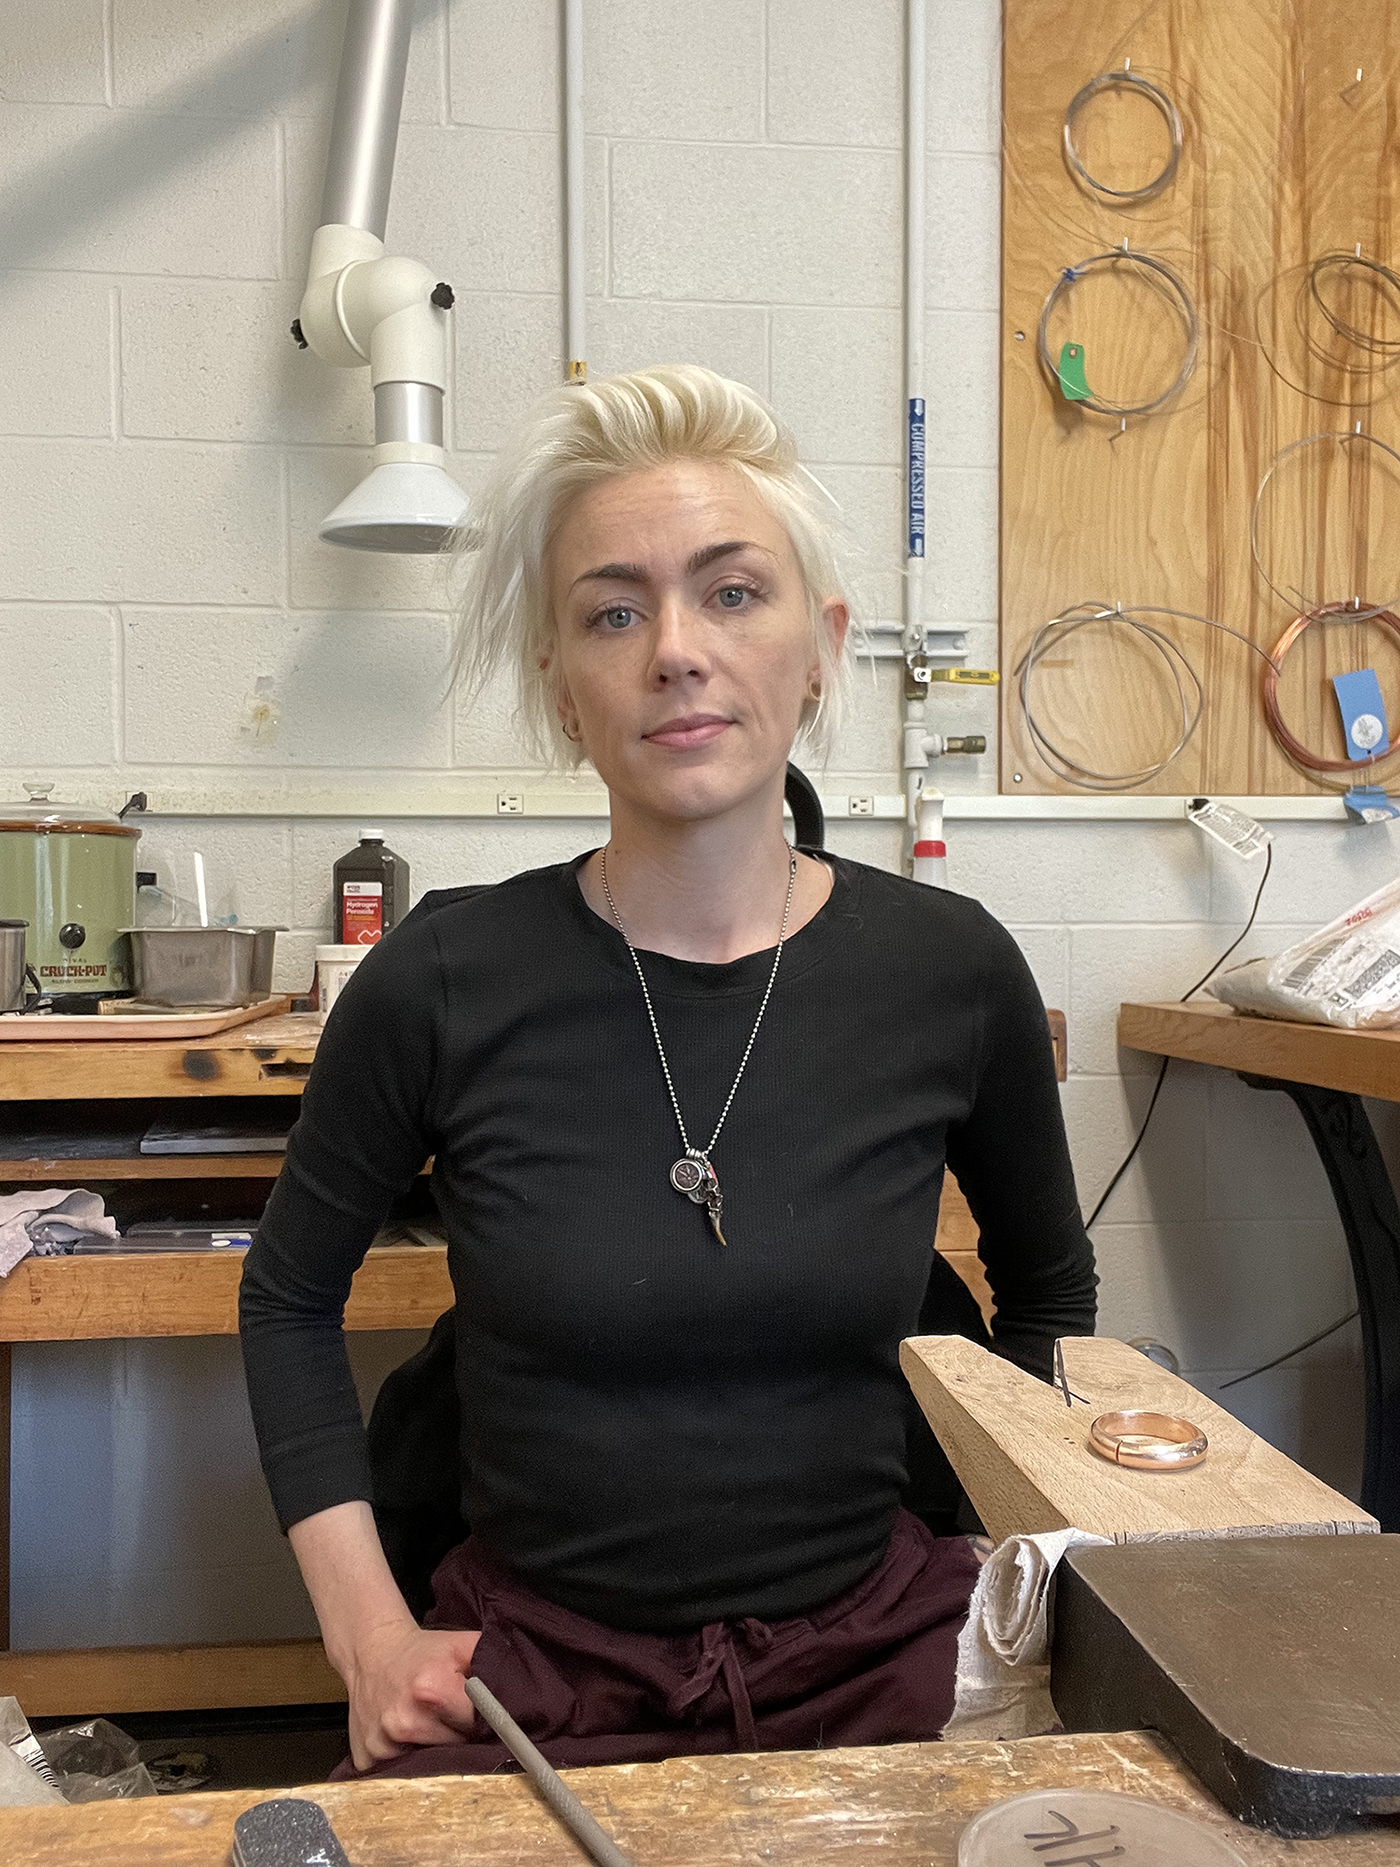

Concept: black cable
[[1178, 840, 1274, 1001], [1084, 842, 1274, 1230], [1218, 1308, 1359, 1389], [1084, 1055, 1170, 1231]]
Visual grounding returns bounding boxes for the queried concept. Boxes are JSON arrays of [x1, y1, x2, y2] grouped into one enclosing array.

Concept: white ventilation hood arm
[[296, 0, 468, 551]]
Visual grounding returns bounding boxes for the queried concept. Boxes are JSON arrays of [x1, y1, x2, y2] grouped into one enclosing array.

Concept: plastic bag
[[38, 1717, 156, 1802], [1211, 876, 1400, 1029], [0, 1696, 62, 1806]]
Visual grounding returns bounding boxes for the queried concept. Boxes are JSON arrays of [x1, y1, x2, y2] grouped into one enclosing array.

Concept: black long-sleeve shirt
[[239, 854, 1095, 1633]]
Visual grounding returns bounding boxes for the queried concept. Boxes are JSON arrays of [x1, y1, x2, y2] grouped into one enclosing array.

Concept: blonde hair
[[452, 364, 850, 768]]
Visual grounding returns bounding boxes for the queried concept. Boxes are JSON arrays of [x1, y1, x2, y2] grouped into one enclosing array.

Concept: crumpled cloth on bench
[[0, 1189, 118, 1277], [940, 1528, 1110, 1739]]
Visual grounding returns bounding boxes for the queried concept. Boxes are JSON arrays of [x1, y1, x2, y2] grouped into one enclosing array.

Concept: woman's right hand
[[286, 1501, 483, 1772], [343, 1618, 482, 1770]]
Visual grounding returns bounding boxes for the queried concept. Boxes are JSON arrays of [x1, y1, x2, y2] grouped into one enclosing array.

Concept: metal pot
[[0, 921, 26, 1013], [0, 785, 142, 1006]]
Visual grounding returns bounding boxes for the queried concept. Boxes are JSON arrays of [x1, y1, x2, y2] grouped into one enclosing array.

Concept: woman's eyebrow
[[687, 539, 768, 573], [570, 540, 770, 592], [570, 560, 648, 589]]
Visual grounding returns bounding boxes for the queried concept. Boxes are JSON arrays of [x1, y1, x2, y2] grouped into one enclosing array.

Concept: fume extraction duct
[[295, 0, 469, 551]]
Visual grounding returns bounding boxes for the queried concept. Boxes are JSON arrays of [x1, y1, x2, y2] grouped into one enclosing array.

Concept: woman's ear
[[549, 664, 582, 745], [822, 597, 850, 658], [808, 598, 850, 690]]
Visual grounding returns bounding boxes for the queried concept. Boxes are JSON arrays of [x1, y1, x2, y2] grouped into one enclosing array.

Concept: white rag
[[0, 1189, 119, 1277], [941, 1529, 1110, 1740]]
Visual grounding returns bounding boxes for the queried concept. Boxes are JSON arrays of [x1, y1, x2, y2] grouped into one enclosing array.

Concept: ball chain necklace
[[599, 843, 798, 1247]]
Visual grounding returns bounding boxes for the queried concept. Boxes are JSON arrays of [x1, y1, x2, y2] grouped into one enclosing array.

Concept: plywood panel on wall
[[1001, 0, 1400, 794]]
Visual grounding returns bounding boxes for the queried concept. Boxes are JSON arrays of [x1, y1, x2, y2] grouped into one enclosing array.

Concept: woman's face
[[548, 460, 846, 826]]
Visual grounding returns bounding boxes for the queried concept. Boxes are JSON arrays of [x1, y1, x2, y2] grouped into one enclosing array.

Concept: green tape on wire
[[1057, 341, 1092, 401]]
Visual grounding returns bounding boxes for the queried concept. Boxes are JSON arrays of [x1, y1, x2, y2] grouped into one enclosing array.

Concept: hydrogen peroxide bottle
[[333, 830, 409, 945]]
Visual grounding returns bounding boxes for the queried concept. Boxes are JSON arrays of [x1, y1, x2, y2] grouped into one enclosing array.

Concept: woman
[[239, 365, 1096, 1777]]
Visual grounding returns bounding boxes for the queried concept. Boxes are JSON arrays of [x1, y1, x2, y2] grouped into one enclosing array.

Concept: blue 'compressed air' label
[[907, 398, 925, 558]]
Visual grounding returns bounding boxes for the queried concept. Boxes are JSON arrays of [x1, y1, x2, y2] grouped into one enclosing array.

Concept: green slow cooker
[[0, 784, 142, 1006]]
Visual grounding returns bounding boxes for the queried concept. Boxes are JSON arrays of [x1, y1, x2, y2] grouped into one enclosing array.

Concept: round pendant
[[670, 1156, 706, 1198]]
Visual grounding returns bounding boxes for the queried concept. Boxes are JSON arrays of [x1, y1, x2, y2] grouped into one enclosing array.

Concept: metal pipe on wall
[[319, 0, 415, 239], [563, 0, 587, 382], [903, 0, 927, 663], [902, 0, 947, 882]]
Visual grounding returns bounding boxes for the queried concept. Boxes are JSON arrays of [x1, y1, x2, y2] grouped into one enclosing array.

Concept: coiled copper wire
[[1262, 601, 1400, 777]]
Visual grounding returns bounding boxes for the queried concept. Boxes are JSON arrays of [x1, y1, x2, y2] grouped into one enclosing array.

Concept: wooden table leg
[[1242, 1075, 1400, 1530]]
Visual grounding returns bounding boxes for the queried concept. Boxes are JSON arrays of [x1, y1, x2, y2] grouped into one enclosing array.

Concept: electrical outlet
[[849, 794, 875, 816], [496, 792, 524, 814]]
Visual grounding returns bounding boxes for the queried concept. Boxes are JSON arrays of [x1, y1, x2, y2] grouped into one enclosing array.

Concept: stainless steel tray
[[120, 927, 285, 1007]]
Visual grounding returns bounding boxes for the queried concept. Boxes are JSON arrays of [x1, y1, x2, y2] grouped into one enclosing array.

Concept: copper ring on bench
[[1088, 1409, 1208, 1470]]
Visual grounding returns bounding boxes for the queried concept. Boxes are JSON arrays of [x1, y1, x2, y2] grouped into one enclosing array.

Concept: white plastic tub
[[315, 943, 367, 1022]]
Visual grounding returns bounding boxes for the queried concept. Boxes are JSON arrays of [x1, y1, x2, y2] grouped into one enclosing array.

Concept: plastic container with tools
[[122, 926, 285, 1008]]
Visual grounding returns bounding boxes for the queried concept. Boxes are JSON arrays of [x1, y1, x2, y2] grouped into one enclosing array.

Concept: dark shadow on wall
[[0, 0, 446, 278]]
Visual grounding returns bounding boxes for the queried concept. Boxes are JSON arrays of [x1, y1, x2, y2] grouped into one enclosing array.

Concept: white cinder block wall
[[0, 0, 1386, 1647]]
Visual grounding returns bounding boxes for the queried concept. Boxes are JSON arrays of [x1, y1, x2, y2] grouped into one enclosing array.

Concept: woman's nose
[[648, 596, 710, 682]]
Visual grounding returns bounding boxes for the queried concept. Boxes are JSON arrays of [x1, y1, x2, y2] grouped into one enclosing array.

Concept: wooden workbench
[[1119, 1001, 1400, 1102], [0, 1016, 444, 1717], [0, 1012, 322, 1103], [1119, 1000, 1400, 1532], [0, 1239, 455, 1720], [2, 1732, 1392, 1865]]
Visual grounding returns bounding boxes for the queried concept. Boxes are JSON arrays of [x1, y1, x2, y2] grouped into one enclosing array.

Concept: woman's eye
[[593, 605, 636, 630], [716, 585, 750, 610]]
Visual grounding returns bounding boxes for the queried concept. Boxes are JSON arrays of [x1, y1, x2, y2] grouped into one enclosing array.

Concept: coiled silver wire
[[1250, 427, 1400, 624], [1062, 69, 1183, 203], [1017, 600, 1277, 791], [1037, 248, 1199, 420]]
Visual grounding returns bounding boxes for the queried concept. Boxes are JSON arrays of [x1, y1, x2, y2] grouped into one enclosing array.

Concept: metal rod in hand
[[464, 1676, 637, 1867]]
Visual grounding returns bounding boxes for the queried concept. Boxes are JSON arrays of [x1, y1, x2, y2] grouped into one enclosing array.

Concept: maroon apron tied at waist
[[334, 1510, 980, 1780]]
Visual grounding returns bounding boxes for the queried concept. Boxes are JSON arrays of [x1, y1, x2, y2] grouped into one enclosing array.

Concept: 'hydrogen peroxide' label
[[341, 880, 383, 944]]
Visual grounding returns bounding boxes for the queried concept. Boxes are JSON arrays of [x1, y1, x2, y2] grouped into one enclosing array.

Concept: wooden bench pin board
[[899, 1335, 1377, 1543]]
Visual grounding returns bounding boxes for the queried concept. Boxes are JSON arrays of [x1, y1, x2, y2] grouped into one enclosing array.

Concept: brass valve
[[904, 659, 1000, 699]]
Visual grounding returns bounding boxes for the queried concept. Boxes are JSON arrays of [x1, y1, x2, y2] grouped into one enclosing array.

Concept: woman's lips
[[643, 715, 732, 749]]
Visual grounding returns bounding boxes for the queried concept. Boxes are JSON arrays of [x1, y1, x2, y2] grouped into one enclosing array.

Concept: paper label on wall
[[1186, 798, 1272, 860], [341, 880, 383, 945]]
